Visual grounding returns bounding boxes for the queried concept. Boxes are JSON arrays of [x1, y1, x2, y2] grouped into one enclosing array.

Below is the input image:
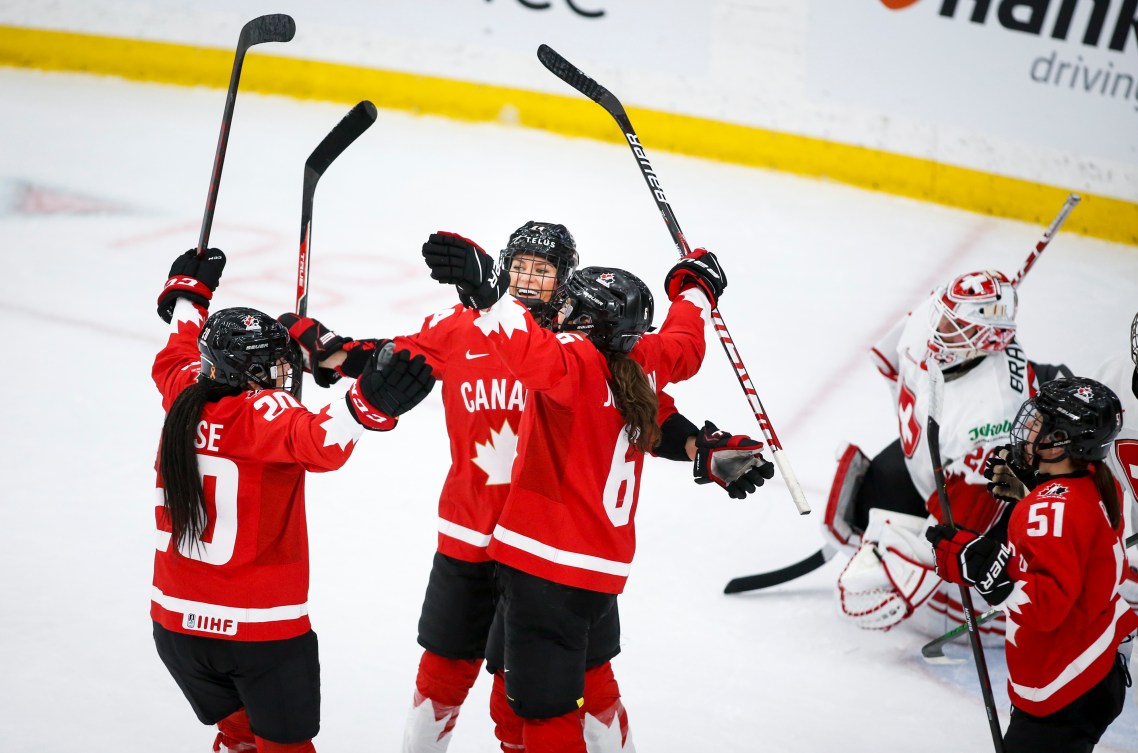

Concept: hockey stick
[[928, 363, 1005, 752], [196, 14, 295, 256], [723, 543, 837, 594], [922, 531, 1138, 663], [293, 100, 378, 399], [723, 192, 1084, 591], [1009, 193, 1080, 287], [537, 44, 810, 516]]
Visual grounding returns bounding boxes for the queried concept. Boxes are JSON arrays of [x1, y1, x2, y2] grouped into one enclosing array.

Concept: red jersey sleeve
[[463, 295, 584, 405], [152, 299, 209, 412], [632, 288, 709, 386], [392, 304, 469, 380], [223, 391, 362, 473]]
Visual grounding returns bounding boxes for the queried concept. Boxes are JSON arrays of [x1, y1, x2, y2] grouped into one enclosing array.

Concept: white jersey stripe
[[151, 587, 308, 623], [1008, 598, 1131, 704], [438, 517, 493, 548], [493, 525, 632, 576]]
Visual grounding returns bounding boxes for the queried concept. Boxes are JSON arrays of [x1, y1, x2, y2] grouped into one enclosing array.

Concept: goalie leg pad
[[822, 444, 869, 552], [837, 509, 939, 631]]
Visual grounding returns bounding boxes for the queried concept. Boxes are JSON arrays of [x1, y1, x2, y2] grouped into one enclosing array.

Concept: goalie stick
[[537, 44, 810, 516], [928, 363, 1005, 752], [722, 194, 1083, 593], [922, 531, 1138, 663], [293, 100, 378, 399], [196, 14, 295, 256]]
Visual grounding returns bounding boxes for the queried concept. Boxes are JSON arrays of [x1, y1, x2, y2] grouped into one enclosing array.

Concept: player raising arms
[[151, 249, 435, 753], [421, 231, 770, 753], [928, 377, 1138, 753], [827, 270, 1071, 639], [285, 222, 771, 752]]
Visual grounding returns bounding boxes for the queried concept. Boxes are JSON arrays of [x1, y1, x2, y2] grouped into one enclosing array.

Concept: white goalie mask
[[926, 270, 1017, 367]]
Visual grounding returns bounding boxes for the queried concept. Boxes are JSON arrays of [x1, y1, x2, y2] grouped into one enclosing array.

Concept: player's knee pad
[[213, 709, 256, 752], [581, 663, 633, 752], [490, 672, 525, 751], [837, 509, 938, 631], [416, 651, 483, 707], [822, 444, 869, 552]]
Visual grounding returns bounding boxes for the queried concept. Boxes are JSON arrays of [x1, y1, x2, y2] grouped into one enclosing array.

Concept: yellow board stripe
[[2, 24, 1134, 245]]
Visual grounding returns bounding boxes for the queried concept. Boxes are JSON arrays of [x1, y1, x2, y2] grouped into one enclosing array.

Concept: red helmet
[[926, 270, 1017, 367]]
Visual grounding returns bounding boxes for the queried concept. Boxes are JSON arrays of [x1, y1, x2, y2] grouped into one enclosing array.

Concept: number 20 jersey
[[150, 299, 363, 641]]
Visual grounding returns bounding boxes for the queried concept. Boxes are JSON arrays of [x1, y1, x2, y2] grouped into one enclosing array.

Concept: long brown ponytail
[[606, 353, 660, 453], [1090, 461, 1122, 530], [159, 379, 241, 554]]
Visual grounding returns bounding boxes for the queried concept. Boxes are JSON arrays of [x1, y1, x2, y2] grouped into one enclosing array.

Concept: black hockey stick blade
[[306, 100, 378, 181], [241, 13, 296, 47], [723, 544, 837, 594], [537, 45, 628, 125]]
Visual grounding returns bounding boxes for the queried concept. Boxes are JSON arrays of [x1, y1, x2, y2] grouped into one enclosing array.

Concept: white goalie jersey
[[871, 295, 1034, 512]]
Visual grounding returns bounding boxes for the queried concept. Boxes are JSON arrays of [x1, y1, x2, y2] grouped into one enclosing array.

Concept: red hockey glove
[[693, 420, 774, 499], [346, 343, 436, 431], [277, 313, 351, 388], [157, 248, 226, 323], [926, 524, 1014, 605], [422, 232, 509, 309], [664, 248, 726, 307], [983, 445, 1037, 504]]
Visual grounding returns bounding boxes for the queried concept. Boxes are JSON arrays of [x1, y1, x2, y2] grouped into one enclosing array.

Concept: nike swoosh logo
[[465, 350, 489, 360]]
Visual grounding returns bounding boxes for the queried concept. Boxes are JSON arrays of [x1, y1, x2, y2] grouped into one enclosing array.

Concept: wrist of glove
[[983, 445, 1037, 503], [157, 248, 226, 323], [693, 420, 774, 499], [664, 248, 726, 308], [346, 342, 436, 431], [277, 313, 351, 387], [925, 524, 1014, 604], [422, 232, 509, 309]]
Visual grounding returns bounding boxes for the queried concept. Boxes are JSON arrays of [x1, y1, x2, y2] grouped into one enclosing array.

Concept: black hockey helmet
[[198, 307, 300, 395], [1130, 311, 1137, 368], [1010, 377, 1123, 468], [555, 266, 654, 354], [499, 221, 579, 327]]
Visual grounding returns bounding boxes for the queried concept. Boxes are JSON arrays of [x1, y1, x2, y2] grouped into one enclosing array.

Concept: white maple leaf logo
[[319, 400, 361, 451], [172, 298, 203, 330], [999, 580, 1031, 647], [471, 420, 519, 485], [473, 296, 529, 338]]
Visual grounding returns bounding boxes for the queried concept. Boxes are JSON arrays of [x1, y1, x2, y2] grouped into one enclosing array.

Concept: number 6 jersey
[[150, 299, 364, 641]]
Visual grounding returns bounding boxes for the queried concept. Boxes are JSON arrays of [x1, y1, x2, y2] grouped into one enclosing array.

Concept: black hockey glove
[[926, 524, 1014, 605], [422, 232, 509, 309], [346, 342, 436, 431], [277, 313, 351, 388], [665, 248, 726, 307], [983, 445, 1037, 504], [693, 421, 774, 500], [157, 248, 226, 323]]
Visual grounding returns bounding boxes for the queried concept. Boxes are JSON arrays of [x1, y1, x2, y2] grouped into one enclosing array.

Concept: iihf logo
[[1074, 386, 1093, 403], [186, 614, 196, 628]]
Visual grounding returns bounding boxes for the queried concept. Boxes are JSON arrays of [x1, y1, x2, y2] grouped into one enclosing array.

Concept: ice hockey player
[[152, 248, 436, 753], [928, 377, 1138, 752], [825, 269, 1069, 639]]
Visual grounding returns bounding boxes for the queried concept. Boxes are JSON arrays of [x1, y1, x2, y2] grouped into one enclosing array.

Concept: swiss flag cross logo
[[1114, 439, 1138, 500]]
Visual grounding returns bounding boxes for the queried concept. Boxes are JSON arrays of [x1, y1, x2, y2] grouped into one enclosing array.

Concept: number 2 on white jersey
[[1025, 500, 1065, 538]]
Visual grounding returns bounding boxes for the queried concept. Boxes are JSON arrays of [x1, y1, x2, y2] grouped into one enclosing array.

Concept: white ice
[[1, 67, 1136, 752]]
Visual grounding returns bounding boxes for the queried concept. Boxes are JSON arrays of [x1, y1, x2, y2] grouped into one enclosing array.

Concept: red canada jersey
[[393, 305, 528, 562], [150, 300, 363, 641], [467, 289, 710, 594], [1001, 473, 1138, 716]]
